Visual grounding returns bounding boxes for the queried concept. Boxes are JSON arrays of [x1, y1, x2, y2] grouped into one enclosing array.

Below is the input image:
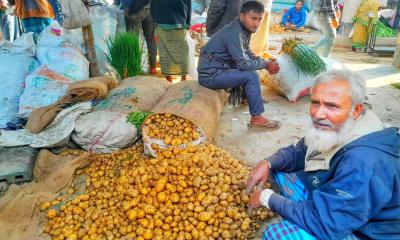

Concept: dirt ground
[[214, 50, 400, 167]]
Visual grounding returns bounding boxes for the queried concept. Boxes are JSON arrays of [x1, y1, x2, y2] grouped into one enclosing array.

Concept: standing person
[[351, 0, 378, 51], [151, 0, 191, 82], [311, 0, 339, 57], [118, 0, 158, 75], [14, 0, 54, 35], [198, 1, 281, 129], [0, 0, 20, 41], [281, 0, 307, 31], [206, 0, 243, 37]]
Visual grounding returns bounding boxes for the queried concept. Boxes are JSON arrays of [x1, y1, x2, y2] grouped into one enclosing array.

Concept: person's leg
[[264, 172, 359, 240], [271, 172, 308, 202], [125, 16, 140, 32], [311, 15, 336, 57], [200, 69, 264, 116], [262, 220, 318, 240], [141, 14, 157, 74], [156, 27, 188, 81]]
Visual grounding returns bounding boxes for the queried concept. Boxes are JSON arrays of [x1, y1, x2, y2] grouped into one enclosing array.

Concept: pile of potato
[[42, 142, 275, 240], [143, 113, 201, 146], [270, 24, 285, 34]]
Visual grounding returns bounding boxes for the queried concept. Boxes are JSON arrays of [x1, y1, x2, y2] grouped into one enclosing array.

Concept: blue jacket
[[268, 128, 400, 240], [281, 7, 307, 28], [197, 19, 267, 75]]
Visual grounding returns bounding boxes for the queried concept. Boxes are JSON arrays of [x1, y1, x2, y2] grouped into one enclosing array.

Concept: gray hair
[[313, 69, 366, 104]]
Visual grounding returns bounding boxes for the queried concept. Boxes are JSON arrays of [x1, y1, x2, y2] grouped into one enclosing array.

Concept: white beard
[[305, 117, 355, 154]]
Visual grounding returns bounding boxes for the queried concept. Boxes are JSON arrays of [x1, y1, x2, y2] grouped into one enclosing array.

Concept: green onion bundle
[[106, 32, 143, 79], [127, 111, 152, 133], [282, 37, 327, 76], [376, 22, 398, 38]]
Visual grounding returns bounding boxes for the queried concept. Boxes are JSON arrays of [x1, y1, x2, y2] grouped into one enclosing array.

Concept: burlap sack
[[72, 76, 171, 153], [0, 150, 91, 240], [143, 81, 226, 156], [93, 76, 171, 113], [25, 76, 118, 133]]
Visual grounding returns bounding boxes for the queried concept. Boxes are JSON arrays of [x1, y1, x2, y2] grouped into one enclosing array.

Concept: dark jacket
[[268, 128, 400, 240], [206, 0, 243, 37], [197, 19, 267, 75], [150, 0, 191, 27], [115, 0, 151, 16]]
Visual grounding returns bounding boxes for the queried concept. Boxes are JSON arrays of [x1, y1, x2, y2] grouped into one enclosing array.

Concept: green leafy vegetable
[[105, 32, 143, 79], [376, 21, 398, 38], [282, 37, 327, 76], [127, 111, 152, 133]]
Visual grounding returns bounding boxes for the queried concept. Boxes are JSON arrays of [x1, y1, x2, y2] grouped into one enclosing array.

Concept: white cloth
[[260, 189, 274, 209]]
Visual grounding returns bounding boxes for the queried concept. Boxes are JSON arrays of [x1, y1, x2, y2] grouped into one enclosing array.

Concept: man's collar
[[238, 19, 252, 36]]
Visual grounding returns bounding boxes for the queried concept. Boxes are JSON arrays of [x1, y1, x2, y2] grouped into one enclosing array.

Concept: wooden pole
[[82, 24, 100, 77], [82, 1, 99, 77], [392, 34, 400, 68]]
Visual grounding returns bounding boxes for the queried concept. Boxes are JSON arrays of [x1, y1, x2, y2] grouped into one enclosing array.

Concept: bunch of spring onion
[[127, 111, 152, 133], [281, 37, 327, 76], [106, 32, 143, 79]]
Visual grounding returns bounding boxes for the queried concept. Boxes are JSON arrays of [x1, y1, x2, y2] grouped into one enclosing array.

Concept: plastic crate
[[0, 146, 38, 184]]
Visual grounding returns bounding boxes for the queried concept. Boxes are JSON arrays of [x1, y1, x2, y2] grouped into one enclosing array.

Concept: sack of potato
[[142, 81, 226, 157], [72, 77, 171, 153]]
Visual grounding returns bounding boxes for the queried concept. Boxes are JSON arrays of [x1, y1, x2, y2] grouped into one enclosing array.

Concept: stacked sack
[[0, 33, 40, 128], [18, 21, 89, 118]]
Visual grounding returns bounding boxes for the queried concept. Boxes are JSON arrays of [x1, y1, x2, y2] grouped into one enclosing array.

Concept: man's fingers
[[246, 176, 256, 195]]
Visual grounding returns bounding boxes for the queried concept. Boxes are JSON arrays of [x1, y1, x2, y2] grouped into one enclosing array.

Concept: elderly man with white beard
[[247, 69, 400, 240]]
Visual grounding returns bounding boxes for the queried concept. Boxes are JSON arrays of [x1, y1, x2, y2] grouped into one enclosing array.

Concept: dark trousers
[[199, 69, 265, 116], [125, 14, 157, 69]]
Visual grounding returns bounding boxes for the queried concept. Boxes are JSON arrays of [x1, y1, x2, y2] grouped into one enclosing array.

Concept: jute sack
[[142, 81, 226, 157], [59, 0, 91, 29], [72, 76, 171, 153], [0, 150, 90, 240]]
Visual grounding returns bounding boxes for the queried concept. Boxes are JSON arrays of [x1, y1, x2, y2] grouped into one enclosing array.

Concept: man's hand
[[246, 160, 271, 194], [266, 60, 280, 75], [248, 189, 262, 210]]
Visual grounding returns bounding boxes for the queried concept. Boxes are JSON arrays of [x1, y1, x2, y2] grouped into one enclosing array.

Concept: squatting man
[[247, 69, 400, 239], [198, 1, 281, 130]]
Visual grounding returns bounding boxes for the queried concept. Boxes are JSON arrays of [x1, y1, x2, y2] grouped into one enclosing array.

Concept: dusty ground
[[214, 50, 400, 167]]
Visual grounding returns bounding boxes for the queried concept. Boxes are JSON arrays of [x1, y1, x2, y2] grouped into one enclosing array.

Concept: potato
[[47, 143, 274, 240], [47, 209, 58, 219]]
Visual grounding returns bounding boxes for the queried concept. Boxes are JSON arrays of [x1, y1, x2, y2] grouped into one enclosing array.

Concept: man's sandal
[[248, 120, 281, 130]]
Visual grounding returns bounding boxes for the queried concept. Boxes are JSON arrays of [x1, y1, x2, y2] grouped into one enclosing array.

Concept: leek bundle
[[282, 37, 326, 76], [106, 32, 143, 79], [127, 111, 152, 133]]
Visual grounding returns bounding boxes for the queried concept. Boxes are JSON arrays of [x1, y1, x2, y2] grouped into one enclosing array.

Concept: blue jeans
[[262, 172, 359, 240], [311, 14, 336, 57], [199, 69, 264, 116]]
